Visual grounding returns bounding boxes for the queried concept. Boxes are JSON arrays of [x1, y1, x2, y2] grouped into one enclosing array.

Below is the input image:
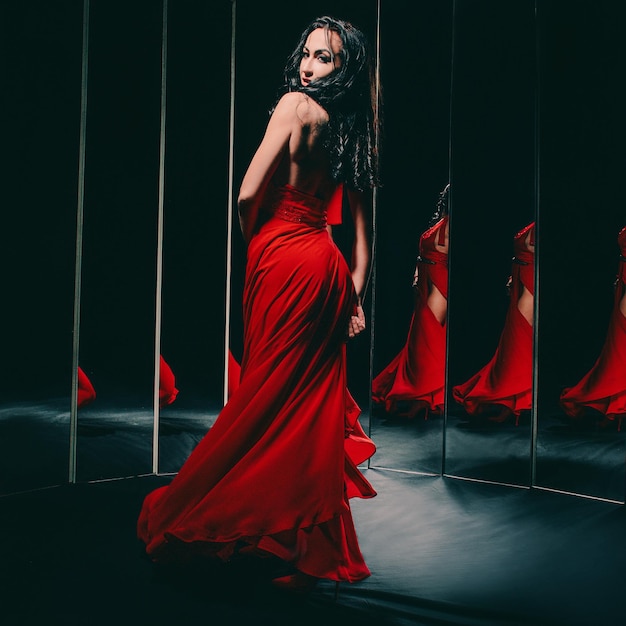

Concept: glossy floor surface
[[3, 468, 625, 625]]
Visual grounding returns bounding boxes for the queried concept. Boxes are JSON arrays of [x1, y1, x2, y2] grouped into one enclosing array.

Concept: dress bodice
[[264, 183, 344, 230], [513, 222, 535, 265], [266, 184, 329, 229], [419, 216, 448, 265]]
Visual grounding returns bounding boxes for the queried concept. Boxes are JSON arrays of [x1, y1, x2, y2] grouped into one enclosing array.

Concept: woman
[[137, 16, 380, 590], [452, 221, 535, 425], [560, 226, 626, 430], [372, 183, 449, 419]]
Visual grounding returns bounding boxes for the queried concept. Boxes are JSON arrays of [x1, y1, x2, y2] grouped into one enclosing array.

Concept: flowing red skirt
[[452, 262, 533, 417], [137, 186, 376, 582], [560, 290, 626, 422], [372, 261, 447, 413]]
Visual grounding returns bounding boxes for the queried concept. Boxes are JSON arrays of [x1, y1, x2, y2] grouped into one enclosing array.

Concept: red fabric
[[159, 355, 179, 408], [452, 222, 535, 417], [326, 183, 343, 225], [227, 350, 241, 399], [77, 367, 96, 409], [560, 226, 626, 421], [138, 184, 376, 582], [372, 216, 448, 413], [78, 357, 178, 409]]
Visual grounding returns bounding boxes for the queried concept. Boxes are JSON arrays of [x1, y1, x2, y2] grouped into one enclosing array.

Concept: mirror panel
[[534, 0, 626, 502], [369, 0, 453, 474], [444, 0, 537, 486], [0, 2, 83, 495], [157, 0, 231, 473], [75, 0, 163, 481]]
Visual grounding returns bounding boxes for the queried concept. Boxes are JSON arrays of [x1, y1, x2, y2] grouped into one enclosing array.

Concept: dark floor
[[2, 469, 625, 626]]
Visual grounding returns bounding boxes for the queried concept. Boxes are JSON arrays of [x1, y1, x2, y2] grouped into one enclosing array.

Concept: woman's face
[[299, 27, 343, 87]]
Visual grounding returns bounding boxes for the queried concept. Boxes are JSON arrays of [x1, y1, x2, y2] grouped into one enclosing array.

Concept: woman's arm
[[237, 94, 300, 243], [346, 188, 372, 300], [346, 188, 372, 338]]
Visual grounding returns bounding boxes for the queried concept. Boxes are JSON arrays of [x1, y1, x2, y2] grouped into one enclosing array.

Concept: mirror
[[369, 0, 454, 474], [534, 0, 626, 502], [74, 0, 164, 482], [9, 0, 623, 509], [0, 2, 82, 495], [157, 0, 231, 474], [444, 0, 537, 487]]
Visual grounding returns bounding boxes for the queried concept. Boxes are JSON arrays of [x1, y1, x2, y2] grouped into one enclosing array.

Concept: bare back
[[274, 93, 337, 201]]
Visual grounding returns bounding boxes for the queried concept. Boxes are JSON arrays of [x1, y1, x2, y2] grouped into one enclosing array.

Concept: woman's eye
[[318, 55, 331, 64]]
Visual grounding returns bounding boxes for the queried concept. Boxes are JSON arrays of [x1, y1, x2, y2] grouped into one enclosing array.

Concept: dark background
[[1, 0, 625, 496]]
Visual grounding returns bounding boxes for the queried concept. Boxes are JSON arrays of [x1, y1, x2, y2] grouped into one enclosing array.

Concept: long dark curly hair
[[429, 183, 450, 226], [276, 16, 381, 191]]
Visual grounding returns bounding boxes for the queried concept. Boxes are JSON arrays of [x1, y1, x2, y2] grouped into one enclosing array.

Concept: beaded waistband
[[267, 185, 328, 229], [273, 203, 327, 229], [415, 255, 436, 265]]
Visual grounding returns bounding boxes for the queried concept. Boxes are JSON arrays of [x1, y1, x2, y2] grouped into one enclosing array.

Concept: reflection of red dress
[[560, 226, 626, 428], [159, 355, 179, 408], [77, 367, 96, 408], [452, 222, 535, 420], [77, 356, 178, 408], [138, 184, 376, 582], [372, 216, 448, 414]]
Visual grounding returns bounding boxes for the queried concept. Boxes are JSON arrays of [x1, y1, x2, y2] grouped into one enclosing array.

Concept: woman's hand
[[412, 264, 419, 288], [348, 304, 366, 339]]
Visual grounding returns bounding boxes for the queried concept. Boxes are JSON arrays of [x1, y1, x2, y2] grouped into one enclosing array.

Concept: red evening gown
[[137, 184, 376, 582], [452, 222, 535, 423], [372, 216, 448, 416], [560, 226, 626, 429]]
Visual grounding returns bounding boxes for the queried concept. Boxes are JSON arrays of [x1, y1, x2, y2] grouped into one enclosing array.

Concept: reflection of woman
[[453, 222, 535, 425], [137, 16, 379, 591], [372, 184, 449, 418], [560, 226, 626, 430]]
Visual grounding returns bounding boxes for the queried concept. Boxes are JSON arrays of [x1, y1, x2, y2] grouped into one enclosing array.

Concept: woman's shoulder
[[274, 91, 328, 126]]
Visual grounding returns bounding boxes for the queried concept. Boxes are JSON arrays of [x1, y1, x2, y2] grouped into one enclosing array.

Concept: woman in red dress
[[452, 222, 535, 425], [560, 226, 626, 430], [372, 184, 449, 419], [137, 16, 380, 590]]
